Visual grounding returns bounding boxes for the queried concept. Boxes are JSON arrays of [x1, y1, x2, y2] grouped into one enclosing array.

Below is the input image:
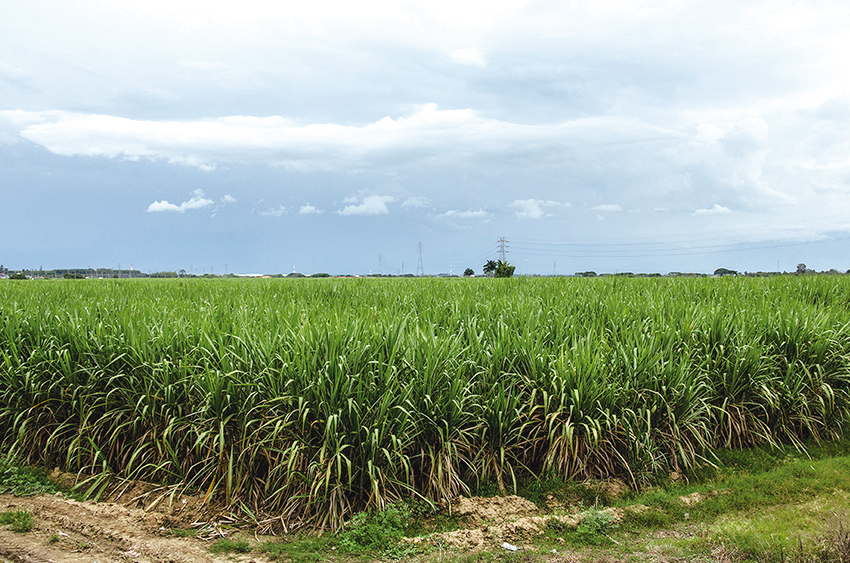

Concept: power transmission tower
[[497, 238, 508, 262], [416, 243, 424, 276]]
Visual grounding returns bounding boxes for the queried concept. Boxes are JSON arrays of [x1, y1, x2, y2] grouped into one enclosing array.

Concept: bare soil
[[1, 478, 639, 562], [0, 492, 256, 563], [1, 490, 604, 562]]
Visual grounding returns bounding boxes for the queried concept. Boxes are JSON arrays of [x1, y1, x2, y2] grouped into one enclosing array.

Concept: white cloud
[[299, 203, 322, 214], [221, 194, 236, 203], [0, 106, 678, 171], [592, 204, 623, 212], [177, 59, 232, 72], [260, 205, 287, 217], [337, 195, 396, 216], [511, 199, 569, 219], [401, 196, 430, 209], [449, 48, 487, 67], [694, 204, 731, 215], [440, 208, 490, 219], [146, 189, 214, 213]]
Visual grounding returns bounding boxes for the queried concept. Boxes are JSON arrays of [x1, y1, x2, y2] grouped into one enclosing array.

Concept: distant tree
[[483, 260, 497, 277], [575, 271, 597, 278], [714, 268, 738, 277], [796, 263, 807, 275], [463, 268, 475, 277], [63, 273, 84, 279], [494, 260, 515, 278], [312, 273, 330, 278], [178, 269, 187, 277], [9, 272, 27, 280]]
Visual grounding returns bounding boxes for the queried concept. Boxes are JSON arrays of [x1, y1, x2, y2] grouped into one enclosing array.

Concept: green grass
[[599, 444, 850, 563], [167, 527, 198, 537], [0, 455, 58, 496], [2, 276, 850, 529], [0, 509, 34, 532], [337, 502, 418, 557], [258, 535, 334, 562], [620, 451, 850, 527], [208, 538, 251, 554]]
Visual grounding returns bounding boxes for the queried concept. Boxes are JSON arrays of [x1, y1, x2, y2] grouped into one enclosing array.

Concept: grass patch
[[0, 456, 58, 497], [605, 445, 850, 563], [258, 535, 333, 563], [710, 492, 850, 558], [545, 508, 617, 547], [208, 538, 251, 554], [0, 509, 34, 533], [338, 502, 413, 552], [692, 455, 850, 520], [446, 550, 548, 563], [620, 505, 674, 529], [167, 527, 198, 537], [575, 508, 617, 545], [620, 448, 850, 530]]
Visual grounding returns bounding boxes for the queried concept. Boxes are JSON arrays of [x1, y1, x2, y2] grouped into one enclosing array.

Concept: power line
[[510, 233, 850, 259], [393, 217, 850, 276], [511, 218, 850, 252]]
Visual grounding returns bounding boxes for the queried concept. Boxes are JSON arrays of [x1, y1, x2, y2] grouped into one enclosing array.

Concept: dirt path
[[0, 493, 256, 563]]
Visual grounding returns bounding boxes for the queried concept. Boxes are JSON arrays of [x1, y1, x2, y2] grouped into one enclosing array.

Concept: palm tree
[[483, 260, 497, 277], [494, 260, 515, 278]]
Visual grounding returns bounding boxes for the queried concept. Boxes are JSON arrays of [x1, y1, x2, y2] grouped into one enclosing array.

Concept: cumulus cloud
[[260, 205, 287, 217], [440, 208, 490, 219], [694, 204, 731, 215], [221, 194, 236, 203], [337, 195, 396, 216], [592, 204, 623, 212], [299, 203, 322, 214], [146, 189, 214, 213], [511, 199, 569, 219], [401, 196, 430, 209]]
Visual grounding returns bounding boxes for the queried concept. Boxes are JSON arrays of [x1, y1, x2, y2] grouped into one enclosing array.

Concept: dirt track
[[0, 493, 256, 563], [0, 489, 613, 562]]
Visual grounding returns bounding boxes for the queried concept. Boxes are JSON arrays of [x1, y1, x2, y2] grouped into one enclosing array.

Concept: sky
[[2, 0, 850, 276]]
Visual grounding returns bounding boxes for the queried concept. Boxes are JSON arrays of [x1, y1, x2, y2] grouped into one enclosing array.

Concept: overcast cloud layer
[[2, 0, 850, 275]]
